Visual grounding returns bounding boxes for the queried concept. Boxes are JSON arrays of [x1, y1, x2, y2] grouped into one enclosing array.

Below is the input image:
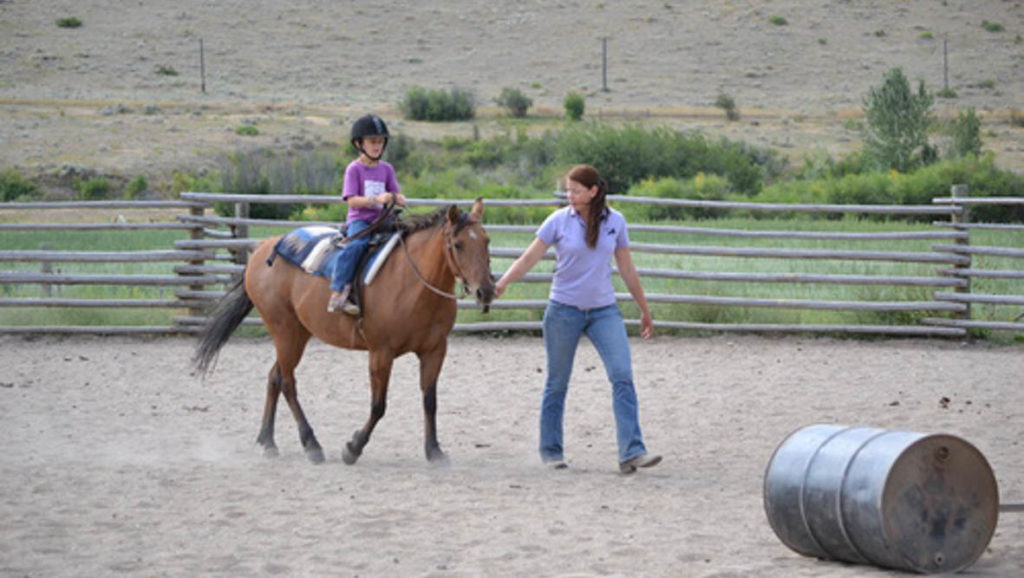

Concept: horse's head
[[444, 199, 495, 312]]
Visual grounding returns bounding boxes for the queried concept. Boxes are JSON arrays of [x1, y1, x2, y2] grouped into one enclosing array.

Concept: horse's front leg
[[342, 349, 394, 465], [418, 344, 449, 465]]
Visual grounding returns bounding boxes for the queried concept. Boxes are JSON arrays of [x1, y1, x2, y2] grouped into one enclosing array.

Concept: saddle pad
[[271, 226, 400, 284], [271, 226, 339, 278]]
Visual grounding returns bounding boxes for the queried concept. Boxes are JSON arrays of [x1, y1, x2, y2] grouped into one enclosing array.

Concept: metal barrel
[[763, 424, 999, 574]]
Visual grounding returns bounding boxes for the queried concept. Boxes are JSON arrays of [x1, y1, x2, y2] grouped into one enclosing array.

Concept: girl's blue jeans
[[540, 300, 648, 464], [329, 219, 371, 292]]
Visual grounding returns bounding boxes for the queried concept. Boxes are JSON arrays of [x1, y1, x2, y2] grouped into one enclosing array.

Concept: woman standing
[[495, 164, 661, 474]]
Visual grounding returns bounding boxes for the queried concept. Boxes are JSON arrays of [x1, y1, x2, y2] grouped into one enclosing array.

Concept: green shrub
[[78, 177, 111, 200], [949, 107, 982, 159], [862, 67, 934, 172], [769, 15, 788, 26], [169, 170, 222, 197], [384, 133, 416, 173], [623, 174, 731, 220], [125, 175, 149, 199], [235, 125, 259, 136], [217, 149, 300, 219], [564, 92, 585, 121], [154, 65, 178, 76], [399, 86, 475, 121], [212, 146, 344, 216], [981, 20, 1004, 33], [56, 17, 82, 28], [1, 168, 40, 201], [752, 155, 1024, 222], [555, 122, 777, 196], [495, 87, 532, 118], [936, 87, 958, 99]]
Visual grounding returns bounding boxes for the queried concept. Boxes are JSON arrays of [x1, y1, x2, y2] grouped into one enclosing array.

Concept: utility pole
[[601, 37, 610, 92]]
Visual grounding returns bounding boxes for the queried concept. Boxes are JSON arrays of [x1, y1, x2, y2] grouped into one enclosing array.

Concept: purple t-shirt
[[342, 160, 401, 224], [536, 206, 630, 309]]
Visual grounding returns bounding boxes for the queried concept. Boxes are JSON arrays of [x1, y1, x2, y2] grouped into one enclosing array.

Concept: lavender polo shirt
[[342, 160, 401, 224], [536, 206, 630, 310]]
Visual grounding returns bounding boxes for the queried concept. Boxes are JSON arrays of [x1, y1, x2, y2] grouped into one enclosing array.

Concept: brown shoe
[[328, 285, 351, 313], [619, 453, 662, 474]]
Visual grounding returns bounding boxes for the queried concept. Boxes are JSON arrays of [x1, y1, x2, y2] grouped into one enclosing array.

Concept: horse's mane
[[397, 206, 470, 235]]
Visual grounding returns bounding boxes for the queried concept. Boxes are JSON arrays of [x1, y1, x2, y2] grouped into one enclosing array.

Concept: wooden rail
[[1, 188, 1021, 336]]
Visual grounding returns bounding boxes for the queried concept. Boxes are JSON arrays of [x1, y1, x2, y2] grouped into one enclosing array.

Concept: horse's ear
[[470, 197, 484, 221], [446, 204, 461, 225]]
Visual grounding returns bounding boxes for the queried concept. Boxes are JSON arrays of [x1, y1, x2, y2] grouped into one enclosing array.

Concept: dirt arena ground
[[2, 2, 1023, 576], [1, 334, 1022, 577]]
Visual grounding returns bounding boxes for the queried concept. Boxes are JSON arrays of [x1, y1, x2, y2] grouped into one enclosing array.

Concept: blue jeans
[[329, 219, 371, 292], [540, 300, 648, 463]]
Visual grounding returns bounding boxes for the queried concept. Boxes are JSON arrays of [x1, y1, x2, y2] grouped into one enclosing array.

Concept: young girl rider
[[328, 114, 407, 314]]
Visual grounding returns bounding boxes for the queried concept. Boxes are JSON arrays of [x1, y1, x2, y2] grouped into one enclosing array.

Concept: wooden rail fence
[[1, 188, 1021, 337]]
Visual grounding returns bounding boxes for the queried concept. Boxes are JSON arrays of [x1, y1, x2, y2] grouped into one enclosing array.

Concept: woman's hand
[[494, 276, 509, 298], [639, 309, 654, 340]]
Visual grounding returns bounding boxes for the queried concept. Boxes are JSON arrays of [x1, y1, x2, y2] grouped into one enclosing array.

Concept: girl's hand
[[394, 192, 407, 206]]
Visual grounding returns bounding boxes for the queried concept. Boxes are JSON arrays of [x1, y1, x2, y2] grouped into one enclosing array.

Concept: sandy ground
[[2, 0, 1023, 191], [2, 2, 1024, 576], [1, 333, 1022, 577]]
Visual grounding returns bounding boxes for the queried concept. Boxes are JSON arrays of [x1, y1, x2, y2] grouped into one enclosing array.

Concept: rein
[[396, 216, 474, 301], [339, 200, 397, 244]]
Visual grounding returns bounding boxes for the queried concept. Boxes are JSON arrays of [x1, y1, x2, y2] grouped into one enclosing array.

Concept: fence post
[[229, 201, 251, 269], [39, 242, 53, 297], [950, 184, 971, 321], [186, 204, 206, 319]]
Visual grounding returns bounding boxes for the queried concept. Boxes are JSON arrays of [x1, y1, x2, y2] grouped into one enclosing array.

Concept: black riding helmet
[[350, 114, 390, 160]]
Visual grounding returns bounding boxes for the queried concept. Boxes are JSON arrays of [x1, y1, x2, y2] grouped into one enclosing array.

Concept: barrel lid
[[880, 434, 999, 573]]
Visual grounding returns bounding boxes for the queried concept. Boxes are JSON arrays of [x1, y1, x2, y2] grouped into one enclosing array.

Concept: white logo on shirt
[[365, 180, 386, 197]]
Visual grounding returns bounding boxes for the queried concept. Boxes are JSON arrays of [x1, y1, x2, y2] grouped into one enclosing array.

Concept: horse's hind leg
[[256, 362, 283, 457], [342, 349, 394, 465], [264, 324, 324, 463]]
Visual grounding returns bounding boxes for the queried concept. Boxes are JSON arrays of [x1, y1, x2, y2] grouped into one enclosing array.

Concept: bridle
[[397, 212, 478, 302]]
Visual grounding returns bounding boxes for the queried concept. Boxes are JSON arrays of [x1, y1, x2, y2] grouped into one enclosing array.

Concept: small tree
[[715, 93, 740, 121], [495, 87, 532, 118], [564, 92, 585, 121], [862, 68, 934, 172], [949, 107, 983, 158]]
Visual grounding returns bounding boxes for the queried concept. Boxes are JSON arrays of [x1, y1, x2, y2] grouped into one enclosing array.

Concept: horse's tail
[[193, 274, 254, 378]]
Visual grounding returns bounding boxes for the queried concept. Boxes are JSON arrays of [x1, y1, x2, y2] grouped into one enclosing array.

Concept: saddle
[[267, 220, 403, 315]]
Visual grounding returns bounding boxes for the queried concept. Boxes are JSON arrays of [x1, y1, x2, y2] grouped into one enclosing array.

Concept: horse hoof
[[262, 446, 280, 458], [427, 450, 450, 467], [306, 447, 325, 464], [341, 443, 360, 465]]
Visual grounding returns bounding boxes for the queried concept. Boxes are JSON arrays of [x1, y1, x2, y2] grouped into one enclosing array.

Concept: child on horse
[[328, 114, 407, 314]]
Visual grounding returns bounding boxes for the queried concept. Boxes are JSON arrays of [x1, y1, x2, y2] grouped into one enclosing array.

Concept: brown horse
[[193, 199, 494, 465]]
